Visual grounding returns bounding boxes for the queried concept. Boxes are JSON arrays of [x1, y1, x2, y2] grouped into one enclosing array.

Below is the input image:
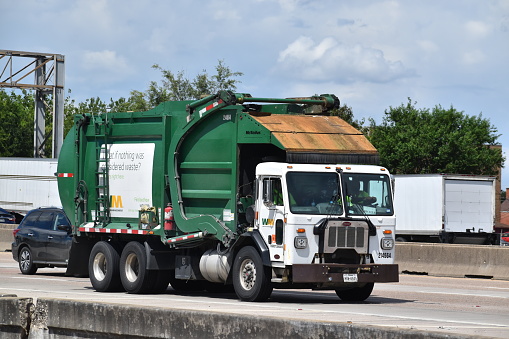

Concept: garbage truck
[[57, 90, 398, 301]]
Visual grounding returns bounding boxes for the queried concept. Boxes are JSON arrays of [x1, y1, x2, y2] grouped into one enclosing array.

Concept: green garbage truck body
[[57, 91, 398, 301]]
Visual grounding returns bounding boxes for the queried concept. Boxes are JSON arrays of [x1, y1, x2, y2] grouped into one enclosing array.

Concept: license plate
[[343, 274, 358, 282]]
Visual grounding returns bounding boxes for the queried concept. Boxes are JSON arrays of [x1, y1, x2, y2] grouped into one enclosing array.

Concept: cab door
[[256, 176, 285, 262]]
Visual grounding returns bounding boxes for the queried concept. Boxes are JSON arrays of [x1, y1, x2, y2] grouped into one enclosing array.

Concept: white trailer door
[[444, 179, 493, 233]]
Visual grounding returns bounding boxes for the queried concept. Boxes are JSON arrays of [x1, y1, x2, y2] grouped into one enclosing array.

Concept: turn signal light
[[383, 229, 392, 234], [297, 228, 305, 233]]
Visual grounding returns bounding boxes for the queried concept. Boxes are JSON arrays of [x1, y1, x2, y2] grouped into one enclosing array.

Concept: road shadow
[[162, 287, 414, 305]]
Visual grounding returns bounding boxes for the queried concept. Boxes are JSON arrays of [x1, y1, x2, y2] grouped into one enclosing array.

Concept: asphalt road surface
[[1, 251, 508, 338]]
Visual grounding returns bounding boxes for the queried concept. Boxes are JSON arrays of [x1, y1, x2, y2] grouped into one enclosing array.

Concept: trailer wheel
[[19, 246, 38, 275], [89, 241, 122, 292], [335, 283, 374, 301], [233, 246, 273, 302], [120, 241, 155, 294]]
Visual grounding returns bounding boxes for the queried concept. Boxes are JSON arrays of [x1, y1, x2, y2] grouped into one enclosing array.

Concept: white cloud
[[83, 50, 127, 71], [81, 50, 134, 84], [462, 50, 486, 65], [464, 21, 491, 39], [277, 36, 416, 83]]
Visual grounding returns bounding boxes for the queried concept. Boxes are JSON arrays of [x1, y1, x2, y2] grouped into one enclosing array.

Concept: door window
[[36, 212, 55, 230]]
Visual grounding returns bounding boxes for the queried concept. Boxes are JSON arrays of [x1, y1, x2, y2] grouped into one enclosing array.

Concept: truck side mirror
[[263, 179, 274, 207]]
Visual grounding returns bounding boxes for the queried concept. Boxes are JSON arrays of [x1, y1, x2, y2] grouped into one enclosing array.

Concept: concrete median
[[0, 297, 479, 339], [0, 297, 31, 339], [395, 242, 509, 280], [0, 224, 16, 252]]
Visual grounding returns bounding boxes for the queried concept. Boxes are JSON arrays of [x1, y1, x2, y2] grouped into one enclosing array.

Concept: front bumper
[[292, 263, 399, 283]]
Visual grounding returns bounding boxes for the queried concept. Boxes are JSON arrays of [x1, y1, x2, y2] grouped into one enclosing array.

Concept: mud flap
[[65, 237, 93, 277]]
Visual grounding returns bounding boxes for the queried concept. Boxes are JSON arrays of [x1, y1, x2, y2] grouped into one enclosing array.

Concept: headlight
[[381, 237, 394, 250], [294, 236, 308, 249]]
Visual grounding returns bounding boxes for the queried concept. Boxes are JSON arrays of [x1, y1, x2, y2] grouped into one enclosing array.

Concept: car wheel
[[89, 241, 122, 292], [19, 246, 38, 275], [232, 246, 273, 302], [120, 241, 155, 294], [335, 283, 374, 301]]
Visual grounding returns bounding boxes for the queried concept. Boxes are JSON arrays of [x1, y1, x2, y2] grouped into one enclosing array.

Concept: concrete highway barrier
[[0, 224, 16, 252], [0, 297, 480, 339], [395, 242, 509, 280]]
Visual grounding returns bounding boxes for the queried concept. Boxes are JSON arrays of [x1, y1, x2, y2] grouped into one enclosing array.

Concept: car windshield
[[344, 173, 393, 216], [286, 172, 343, 215]]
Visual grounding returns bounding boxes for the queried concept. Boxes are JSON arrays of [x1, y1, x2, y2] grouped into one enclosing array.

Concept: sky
[[2, 0, 508, 189]]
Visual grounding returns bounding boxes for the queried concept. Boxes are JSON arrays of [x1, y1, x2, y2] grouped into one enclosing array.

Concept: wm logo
[[262, 218, 274, 226], [110, 195, 123, 208]]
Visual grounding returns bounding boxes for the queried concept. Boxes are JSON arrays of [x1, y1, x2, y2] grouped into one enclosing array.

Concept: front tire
[[232, 246, 273, 302], [89, 241, 122, 292], [19, 247, 37, 275], [335, 283, 374, 301], [120, 241, 155, 294]]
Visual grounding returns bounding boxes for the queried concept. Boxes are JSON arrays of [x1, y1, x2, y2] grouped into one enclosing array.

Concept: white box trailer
[[0, 158, 60, 215], [393, 174, 496, 244]]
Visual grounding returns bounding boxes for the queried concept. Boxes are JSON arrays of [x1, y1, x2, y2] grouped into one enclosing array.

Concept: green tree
[[369, 98, 504, 175], [0, 89, 35, 157], [148, 59, 243, 105]]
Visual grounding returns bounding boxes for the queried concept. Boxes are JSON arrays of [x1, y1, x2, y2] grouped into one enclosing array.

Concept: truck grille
[[323, 221, 369, 254]]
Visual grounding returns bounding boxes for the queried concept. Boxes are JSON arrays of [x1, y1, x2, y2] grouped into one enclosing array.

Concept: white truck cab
[[255, 163, 396, 286]]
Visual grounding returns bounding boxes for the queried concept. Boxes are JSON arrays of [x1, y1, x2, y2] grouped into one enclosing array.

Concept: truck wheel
[[335, 283, 374, 301], [19, 247, 38, 275], [120, 241, 155, 294], [89, 241, 122, 292], [233, 246, 273, 302]]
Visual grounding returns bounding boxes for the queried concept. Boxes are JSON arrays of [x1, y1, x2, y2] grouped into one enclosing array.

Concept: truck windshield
[[344, 173, 393, 216], [286, 172, 343, 215]]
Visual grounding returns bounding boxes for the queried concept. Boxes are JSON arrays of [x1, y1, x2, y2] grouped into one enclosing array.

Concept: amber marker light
[[287, 165, 293, 169], [383, 230, 392, 235], [297, 228, 306, 233]]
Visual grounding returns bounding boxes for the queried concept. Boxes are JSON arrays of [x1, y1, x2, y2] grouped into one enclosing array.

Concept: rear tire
[[19, 247, 37, 275], [89, 241, 122, 292], [232, 246, 273, 302], [335, 283, 374, 301], [120, 241, 155, 294]]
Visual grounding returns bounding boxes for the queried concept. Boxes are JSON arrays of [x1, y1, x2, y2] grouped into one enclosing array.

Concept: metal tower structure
[[0, 50, 65, 158]]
